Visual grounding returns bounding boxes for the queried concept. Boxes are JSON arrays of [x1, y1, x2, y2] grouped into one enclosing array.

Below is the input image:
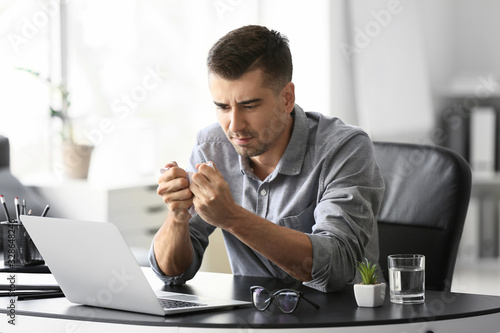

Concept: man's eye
[[244, 104, 258, 110], [216, 105, 230, 111]]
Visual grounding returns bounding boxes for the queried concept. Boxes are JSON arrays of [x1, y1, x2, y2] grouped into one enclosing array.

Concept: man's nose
[[229, 109, 246, 133]]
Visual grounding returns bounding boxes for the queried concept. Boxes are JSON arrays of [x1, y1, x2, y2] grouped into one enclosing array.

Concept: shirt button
[[260, 189, 267, 196]]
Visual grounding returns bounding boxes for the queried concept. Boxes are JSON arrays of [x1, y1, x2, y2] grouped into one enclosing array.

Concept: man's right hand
[[157, 161, 193, 222], [154, 161, 195, 276]]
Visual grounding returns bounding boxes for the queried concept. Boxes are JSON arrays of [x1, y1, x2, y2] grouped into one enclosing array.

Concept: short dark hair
[[207, 25, 293, 93]]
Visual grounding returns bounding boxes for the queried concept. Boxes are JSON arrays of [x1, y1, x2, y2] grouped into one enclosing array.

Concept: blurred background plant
[[15, 67, 74, 145]]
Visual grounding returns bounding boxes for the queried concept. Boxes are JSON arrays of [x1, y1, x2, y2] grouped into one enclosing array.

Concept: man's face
[[209, 69, 293, 158]]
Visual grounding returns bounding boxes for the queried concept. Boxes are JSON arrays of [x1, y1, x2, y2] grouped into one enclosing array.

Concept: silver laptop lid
[[21, 215, 167, 315]]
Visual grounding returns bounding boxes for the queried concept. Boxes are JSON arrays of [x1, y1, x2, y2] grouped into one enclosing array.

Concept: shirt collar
[[277, 104, 308, 176], [238, 104, 309, 177]]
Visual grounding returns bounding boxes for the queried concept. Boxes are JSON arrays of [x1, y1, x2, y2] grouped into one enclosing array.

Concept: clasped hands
[[157, 161, 237, 228]]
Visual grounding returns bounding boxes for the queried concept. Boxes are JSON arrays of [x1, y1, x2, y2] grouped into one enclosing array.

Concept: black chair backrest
[[0, 136, 49, 219], [0, 136, 9, 169], [373, 142, 471, 292]]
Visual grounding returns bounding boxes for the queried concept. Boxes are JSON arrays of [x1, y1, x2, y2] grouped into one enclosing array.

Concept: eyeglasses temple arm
[[302, 295, 320, 309]]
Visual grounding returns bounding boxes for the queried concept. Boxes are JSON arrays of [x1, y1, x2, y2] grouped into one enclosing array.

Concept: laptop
[[20, 215, 250, 316]]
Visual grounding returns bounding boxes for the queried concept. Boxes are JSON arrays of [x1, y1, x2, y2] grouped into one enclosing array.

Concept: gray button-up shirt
[[150, 105, 384, 292]]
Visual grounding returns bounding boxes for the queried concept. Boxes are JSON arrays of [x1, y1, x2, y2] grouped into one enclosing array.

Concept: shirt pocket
[[278, 204, 316, 233]]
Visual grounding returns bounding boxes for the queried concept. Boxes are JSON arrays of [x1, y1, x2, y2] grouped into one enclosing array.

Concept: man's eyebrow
[[238, 98, 262, 105], [213, 101, 228, 108], [213, 99, 263, 107]]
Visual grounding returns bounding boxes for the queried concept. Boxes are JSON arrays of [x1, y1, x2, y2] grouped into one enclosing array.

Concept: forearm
[[153, 213, 194, 277], [190, 162, 313, 281], [225, 206, 313, 282]]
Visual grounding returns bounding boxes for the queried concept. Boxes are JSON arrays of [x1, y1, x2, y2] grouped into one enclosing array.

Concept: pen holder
[[1, 221, 44, 267]]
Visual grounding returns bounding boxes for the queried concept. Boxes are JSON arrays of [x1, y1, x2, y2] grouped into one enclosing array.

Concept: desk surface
[[1, 268, 500, 331]]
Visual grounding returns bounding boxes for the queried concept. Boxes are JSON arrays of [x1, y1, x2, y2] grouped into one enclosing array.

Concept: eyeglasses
[[250, 286, 320, 313]]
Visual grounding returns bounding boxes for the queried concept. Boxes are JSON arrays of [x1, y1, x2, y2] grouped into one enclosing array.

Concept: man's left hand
[[190, 162, 240, 228]]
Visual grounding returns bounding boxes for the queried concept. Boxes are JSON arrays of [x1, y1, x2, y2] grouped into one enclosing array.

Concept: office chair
[[373, 142, 472, 292], [0, 136, 48, 219]]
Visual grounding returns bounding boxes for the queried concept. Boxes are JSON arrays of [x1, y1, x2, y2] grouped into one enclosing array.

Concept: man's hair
[[207, 25, 293, 93]]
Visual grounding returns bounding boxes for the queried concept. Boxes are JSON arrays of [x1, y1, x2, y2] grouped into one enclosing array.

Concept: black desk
[[1, 268, 500, 332]]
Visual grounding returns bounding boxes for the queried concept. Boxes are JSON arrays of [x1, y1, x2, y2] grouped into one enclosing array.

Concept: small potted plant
[[16, 67, 94, 179], [353, 258, 386, 307]]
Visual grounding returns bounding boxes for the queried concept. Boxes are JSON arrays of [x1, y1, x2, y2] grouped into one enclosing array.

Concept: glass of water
[[388, 254, 425, 304]]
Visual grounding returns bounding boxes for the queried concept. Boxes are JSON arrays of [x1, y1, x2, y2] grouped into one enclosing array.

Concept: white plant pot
[[61, 143, 94, 179], [353, 282, 386, 307]]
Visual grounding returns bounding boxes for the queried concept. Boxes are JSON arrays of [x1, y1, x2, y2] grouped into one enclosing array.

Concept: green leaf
[[356, 258, 381, 285], [50, 107, 63, 119]]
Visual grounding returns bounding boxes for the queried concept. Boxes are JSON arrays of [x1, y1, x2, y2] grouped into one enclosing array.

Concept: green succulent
[[356, 258, 381, 285]]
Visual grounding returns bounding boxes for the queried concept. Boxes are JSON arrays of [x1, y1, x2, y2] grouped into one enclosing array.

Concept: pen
[[0, 285, 62, 291], [16, 291, 65, 301], [41, 205, 50, 217], [0, 290, 59, 297], [22, 199, 26, 215], [0, 195, 11, 222], [14, 197, 20, 222]]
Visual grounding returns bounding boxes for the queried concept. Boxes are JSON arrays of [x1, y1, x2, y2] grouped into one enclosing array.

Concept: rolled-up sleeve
[[304, 134, 384, 292]]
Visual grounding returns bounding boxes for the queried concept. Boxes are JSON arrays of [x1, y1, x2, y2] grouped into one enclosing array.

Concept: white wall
[[259, 0, 332, 117], [416, 0, 455, 114], [453, 0, 500, 78], [348, 0, 434, 143]]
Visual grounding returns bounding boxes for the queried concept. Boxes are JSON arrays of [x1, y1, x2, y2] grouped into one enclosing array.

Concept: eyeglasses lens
[[276, 291, 300, 313], [252, 287, 271, 311]]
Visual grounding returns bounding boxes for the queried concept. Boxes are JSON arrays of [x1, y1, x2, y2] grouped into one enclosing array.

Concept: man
[[150, 25, 384, 292]]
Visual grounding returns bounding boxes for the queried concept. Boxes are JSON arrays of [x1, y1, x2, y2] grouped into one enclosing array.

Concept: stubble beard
[[228, 111, 288, 158]]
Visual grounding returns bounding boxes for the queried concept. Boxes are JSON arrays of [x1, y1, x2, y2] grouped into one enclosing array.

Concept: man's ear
[[282, 82, 295, 114]]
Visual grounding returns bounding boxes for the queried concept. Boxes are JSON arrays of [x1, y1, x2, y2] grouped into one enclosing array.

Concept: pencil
[[41, 205, 50, 217], [14, 197, 20, 222], [0, 195, 10, 222]]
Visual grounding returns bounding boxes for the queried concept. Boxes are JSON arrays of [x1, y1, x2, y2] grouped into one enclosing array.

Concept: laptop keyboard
[[159, 298, 207, 309]]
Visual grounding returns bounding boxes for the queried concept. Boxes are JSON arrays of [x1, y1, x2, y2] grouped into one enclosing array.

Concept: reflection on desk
[[1, 268, 500, 332]]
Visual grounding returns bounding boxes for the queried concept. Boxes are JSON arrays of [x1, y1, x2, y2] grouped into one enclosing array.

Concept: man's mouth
[[232, 136, 253, 145]]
